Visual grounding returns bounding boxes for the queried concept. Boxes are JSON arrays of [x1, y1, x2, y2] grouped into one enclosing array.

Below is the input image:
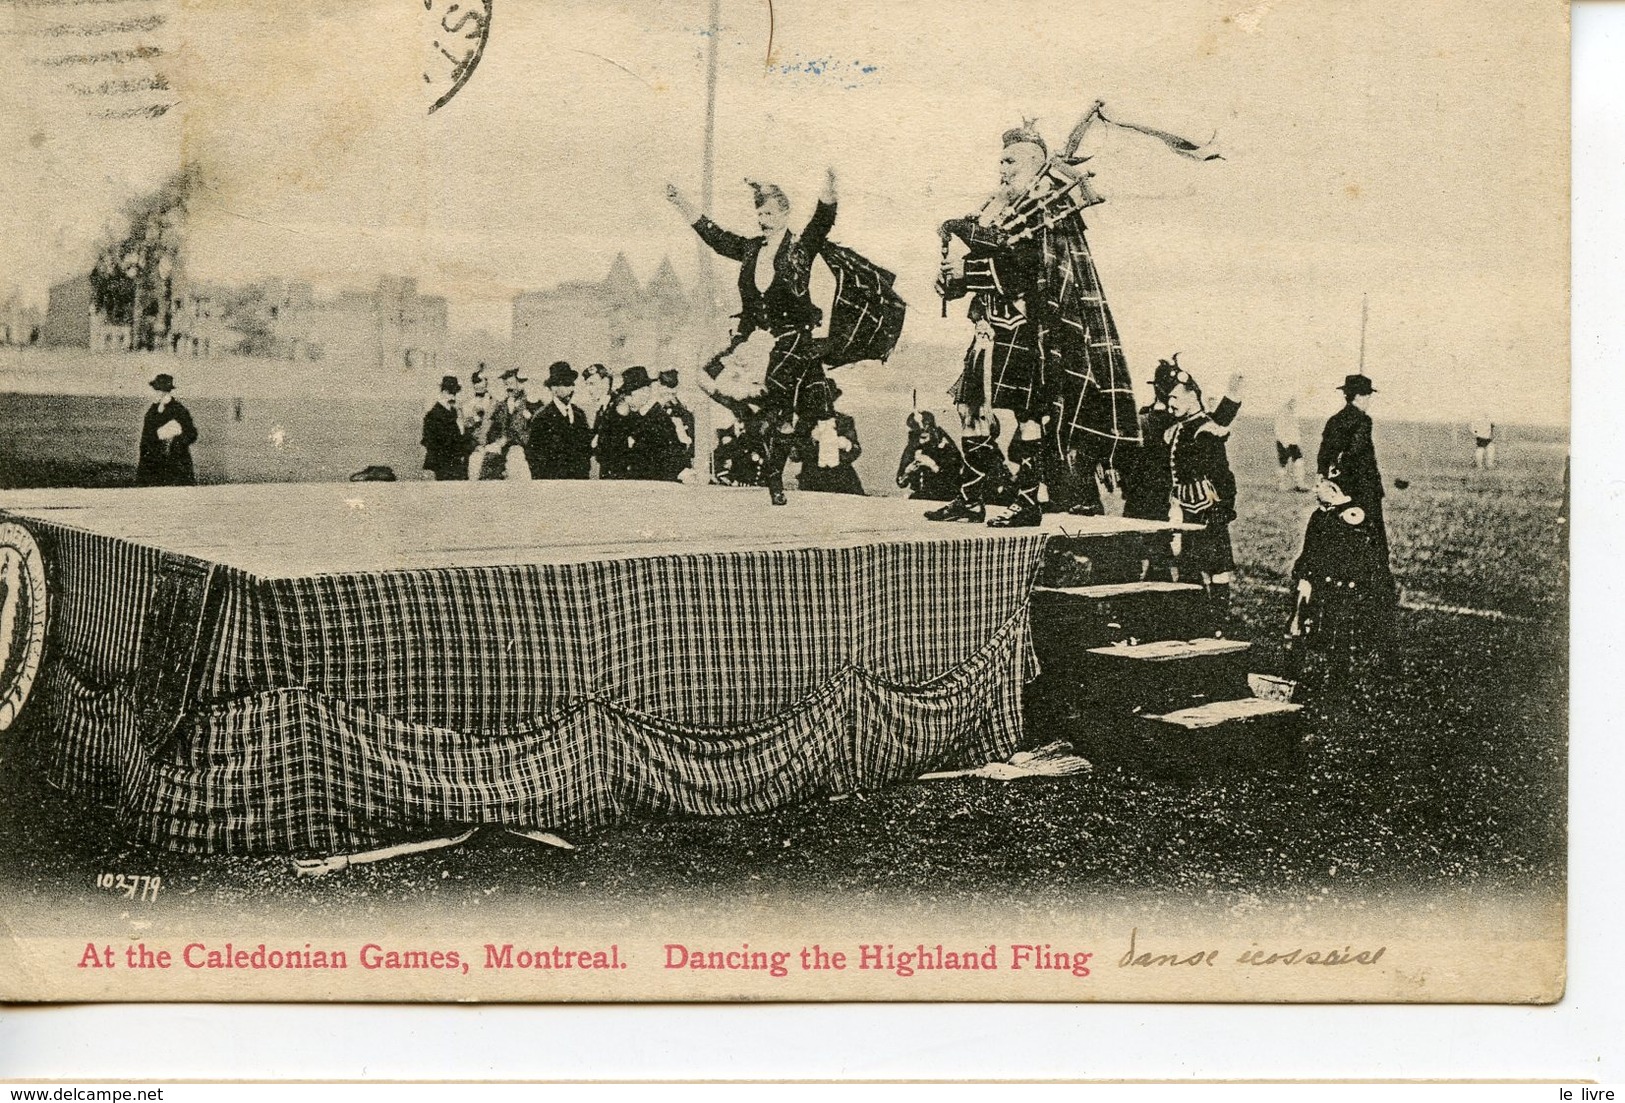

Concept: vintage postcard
[[0, 0, 1567, 1003]]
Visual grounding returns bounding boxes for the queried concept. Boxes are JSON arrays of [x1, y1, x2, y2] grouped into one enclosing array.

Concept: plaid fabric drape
[[1041, 216, 1141, 462], [14, 510, 1047, 855], [820, 242, 907, 368]]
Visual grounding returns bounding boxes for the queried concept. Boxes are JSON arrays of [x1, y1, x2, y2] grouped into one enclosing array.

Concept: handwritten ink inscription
[[1117, 928, 1385, 969], [423, 0, 493, 116]]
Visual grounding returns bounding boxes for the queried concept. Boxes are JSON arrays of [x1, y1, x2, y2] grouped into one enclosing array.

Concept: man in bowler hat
[[656, 368, 697, 468], [621, 366, 687, 482], [135, 372, 198, 487], [1316, 374, 1390, 563], [421, 374, 469, 480], [527, 361, 593, 480]]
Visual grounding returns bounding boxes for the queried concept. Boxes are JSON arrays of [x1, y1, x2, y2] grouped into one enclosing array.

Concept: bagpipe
[[939, 99, 1219, 315]]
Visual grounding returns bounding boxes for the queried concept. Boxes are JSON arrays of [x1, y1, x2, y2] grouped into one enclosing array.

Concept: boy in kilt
[[1164, 369, 1239, 622], [1121, 357, 1244, 580]]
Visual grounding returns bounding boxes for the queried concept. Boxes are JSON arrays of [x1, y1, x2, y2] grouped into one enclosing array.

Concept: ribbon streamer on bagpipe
[[1062, 99, 1223, 163], [980, 100, 1219, 243]]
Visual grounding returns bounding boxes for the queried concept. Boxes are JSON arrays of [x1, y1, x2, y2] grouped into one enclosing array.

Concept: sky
[[0, 0, 1569, 424]]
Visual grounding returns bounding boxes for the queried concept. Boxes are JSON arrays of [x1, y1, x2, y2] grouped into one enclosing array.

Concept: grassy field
[[0, 405, 1567, 920]]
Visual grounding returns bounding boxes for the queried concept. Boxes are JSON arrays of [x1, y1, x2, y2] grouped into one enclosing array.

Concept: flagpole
[[1358, 292, 1368, 376], [692, 0, 722, 485], [697, 0, 720, 318]]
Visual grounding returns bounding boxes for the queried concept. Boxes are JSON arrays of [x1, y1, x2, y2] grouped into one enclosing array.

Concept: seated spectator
[[895, 410, 963, 501], [795, 386, 864, 496]]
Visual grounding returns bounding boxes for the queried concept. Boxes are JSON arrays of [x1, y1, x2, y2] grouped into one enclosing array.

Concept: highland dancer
[[668, 171, 838, 505], [668, 170, 905, 505]]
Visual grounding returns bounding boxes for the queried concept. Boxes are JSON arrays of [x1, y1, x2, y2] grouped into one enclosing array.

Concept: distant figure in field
[[135, 373, 198, 487], [1470, 413, 1496, 470], [1274, 396, 1308, 491], [420, 374, 470, 480], [1317, 374, 1389, 564], [895, 411, 964, 501]]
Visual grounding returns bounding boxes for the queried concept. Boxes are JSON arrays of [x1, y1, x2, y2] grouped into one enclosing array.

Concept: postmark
[[424, 0, 494, 115], [0, 522, 48, 733]]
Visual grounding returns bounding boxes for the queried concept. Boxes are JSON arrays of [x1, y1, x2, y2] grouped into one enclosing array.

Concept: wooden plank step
[[1034, 581, 1205, 599], [1086, 638, 1252, 662], [1043, 516, 1202, 537], [1148, 697, 1303, 729]]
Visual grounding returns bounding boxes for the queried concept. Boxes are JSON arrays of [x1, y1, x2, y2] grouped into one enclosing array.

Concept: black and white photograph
[[0, 0, 1568, 1005]]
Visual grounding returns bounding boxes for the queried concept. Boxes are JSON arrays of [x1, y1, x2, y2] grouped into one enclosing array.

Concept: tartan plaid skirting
[[13, 514, 1047, 855]]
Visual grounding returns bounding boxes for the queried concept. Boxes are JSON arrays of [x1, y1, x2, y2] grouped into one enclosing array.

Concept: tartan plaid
[[8, 506, 1048, 855], [1041, 217, 1141, 460], [820, 242, 907, 368], [762, 327, 832, 421], [949, 317, 1048, 420]]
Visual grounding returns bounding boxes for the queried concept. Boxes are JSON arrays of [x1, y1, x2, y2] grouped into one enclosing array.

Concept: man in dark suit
[[420, 375, 469, 480], [527, 361, 593, 480], [135, 373, 199, 487], [621, 366, 688, 482], [656, 369, 697, 468], [1317, 373, 1390, 563]]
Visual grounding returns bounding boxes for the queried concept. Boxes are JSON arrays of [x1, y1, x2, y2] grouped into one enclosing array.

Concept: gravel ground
[[0, 418, 1568, 917]]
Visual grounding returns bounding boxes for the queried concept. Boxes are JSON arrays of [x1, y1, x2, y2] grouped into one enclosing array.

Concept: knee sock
[[1071, 456, 1104, 512], [762, 430, 791, 495], [1006, 435, 1043, 512], [959, 434, 1003, 506]]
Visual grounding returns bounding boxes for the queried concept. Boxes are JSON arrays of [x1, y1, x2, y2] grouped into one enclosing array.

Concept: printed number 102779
[[96, 873, 161, 903]]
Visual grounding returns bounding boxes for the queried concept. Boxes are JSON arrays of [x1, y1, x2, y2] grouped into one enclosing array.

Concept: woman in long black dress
[[667, 169, 838, 504]]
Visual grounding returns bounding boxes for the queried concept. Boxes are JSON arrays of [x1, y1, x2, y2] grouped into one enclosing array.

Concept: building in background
[[38, 268, 453, 388], [234, 275, 449, 372], [512, 253, 694, 371], [43, 274, 130, 350], [0, 291, 42, 347]]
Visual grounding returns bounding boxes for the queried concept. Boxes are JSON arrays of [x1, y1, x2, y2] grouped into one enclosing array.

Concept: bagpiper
[[930, 120, 1141, 526]]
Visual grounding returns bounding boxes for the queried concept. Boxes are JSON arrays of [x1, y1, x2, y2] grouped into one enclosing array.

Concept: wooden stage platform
[[0, 481, 1190, 856], [0, 480, 1183, 577]]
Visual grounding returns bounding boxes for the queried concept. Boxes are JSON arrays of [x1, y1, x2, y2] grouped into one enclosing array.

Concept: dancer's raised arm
[[801, 167, 838, 254], [667, 183, 751, 261]]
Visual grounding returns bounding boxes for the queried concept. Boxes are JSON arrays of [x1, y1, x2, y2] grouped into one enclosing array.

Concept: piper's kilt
[[1178, 516, 1235, 578], [949, 320, 1047, 422]]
